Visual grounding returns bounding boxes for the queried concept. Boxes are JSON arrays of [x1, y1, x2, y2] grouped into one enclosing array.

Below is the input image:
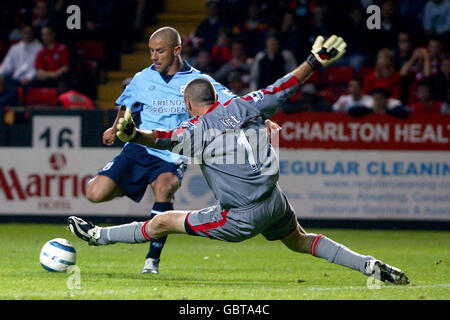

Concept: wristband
[[129, 131, 142, 143], [307, 54, 321, 70]]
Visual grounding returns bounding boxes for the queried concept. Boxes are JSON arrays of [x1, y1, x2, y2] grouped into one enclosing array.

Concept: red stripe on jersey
[[156, 130, 173, 139], [261, 75, 299, 95], [223, 98, 233, 106], [190, 209, 230, 233], [205, 102, 221, 114]]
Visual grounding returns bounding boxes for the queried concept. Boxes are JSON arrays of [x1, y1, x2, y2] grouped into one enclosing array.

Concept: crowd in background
[[0, 0, 149, 109], [0, 0, 449, 117], [184, 0, 450, 117]]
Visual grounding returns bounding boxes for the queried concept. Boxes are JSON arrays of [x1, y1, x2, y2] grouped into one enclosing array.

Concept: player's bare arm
[[103, 106, 126, 146]]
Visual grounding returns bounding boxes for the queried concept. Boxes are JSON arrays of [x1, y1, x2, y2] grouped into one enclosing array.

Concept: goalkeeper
[[69, 35, 409, 285]]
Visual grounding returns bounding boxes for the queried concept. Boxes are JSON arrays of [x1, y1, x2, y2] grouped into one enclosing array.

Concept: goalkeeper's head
[[183, 78, 218, 117], [149, 26, 182, 75]]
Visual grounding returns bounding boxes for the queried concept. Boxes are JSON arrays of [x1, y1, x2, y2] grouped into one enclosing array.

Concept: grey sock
[[98, 221, 152, 245], [310, 234, 373, 275]]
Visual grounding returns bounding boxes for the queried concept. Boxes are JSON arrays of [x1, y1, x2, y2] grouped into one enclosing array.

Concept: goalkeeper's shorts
[[184, 185, 297, 242]]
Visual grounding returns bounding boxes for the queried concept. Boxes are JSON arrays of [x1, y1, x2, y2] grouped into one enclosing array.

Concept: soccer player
[[86, 27, 235, 274], [69, 35, 409, 285]]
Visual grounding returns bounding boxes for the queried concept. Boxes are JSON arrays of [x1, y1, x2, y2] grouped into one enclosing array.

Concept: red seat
[[321, 66, 354, 85], [76, 41, 104, 60], [318, 89, 336, 104], [358, 66, 375, 81], [17, 87, 25, 105], [305, 70, 320, 85], [26, 88, 59, 106]]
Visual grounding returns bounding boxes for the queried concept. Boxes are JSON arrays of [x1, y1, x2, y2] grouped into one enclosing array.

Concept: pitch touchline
[[306, 284, 450, 291]]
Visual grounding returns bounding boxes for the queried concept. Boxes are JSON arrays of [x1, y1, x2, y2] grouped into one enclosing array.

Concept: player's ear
[[174, 45, 182, 57], [184, 97, 192, 112]]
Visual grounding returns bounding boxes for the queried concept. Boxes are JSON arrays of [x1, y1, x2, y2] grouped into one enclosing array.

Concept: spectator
[[409, 81, 443, 114], [192, 50, 214, 75], [226, 70, 249, 96], [430, 55, 450, 101], [233, 2, 271, 57], [306, 6, 332, 47], [279, 12, 303, 58], [0, 25, 42, 87], [180, 37, 197, 66], [210, 28, 232, 70], [400, 47, 432, 104], [282, 83, 332, 113], [57, 81, 94, 110], [423, 0, 450, 37], [363, 48, 401, 99], [394, 32, 413, 70], [32, 0, 53, 31], [337, 6, 369, 72], [250, 32, 297, 91], [371, 88, 409, 118], [427, 37, 444, 74], [333, 79, 374, 113], [195, 0, 229, 51], [379, 0, 400, 49], [441, 87, 450, 114], [0, 76, 20, 107], [34, 26, 70, 87], [397, 0, 428, 38], [214, 39, 252, 85]]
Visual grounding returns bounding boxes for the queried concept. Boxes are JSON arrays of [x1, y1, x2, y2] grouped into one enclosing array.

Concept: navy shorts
[[98, 143, 187, 202]]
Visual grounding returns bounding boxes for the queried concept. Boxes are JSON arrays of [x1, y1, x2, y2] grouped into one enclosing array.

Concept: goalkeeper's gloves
[[116, 108, 141, 143], [307, 35, 346, 70]]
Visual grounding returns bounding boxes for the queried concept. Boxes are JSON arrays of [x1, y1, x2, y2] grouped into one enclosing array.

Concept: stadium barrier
[[0, 111, 449, 225]]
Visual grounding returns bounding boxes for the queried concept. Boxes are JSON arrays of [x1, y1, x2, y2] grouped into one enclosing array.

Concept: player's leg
[[67, 211, 189, 245], [279, 222, 409, 285], [86, 175, 124, 203], [143, 166, 185, 274]]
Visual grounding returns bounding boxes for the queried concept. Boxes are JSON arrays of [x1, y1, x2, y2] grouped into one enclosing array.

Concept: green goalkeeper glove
[[116, 108, 141, 143], [307, 35, 347, 70]]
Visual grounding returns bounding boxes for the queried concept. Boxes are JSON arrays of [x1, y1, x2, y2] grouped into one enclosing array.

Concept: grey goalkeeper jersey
[[153, 74, 300, 208]]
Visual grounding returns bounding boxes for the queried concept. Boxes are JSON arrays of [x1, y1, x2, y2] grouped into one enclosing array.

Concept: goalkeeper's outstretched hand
[[116, 108, 139, 143], [307, 35, 346, 70]]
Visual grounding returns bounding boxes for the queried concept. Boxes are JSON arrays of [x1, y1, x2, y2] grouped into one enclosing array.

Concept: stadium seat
[[318, 89, 336, 104], [76, 40, 104, 61], [358, 66, 375, 81], [16, 88, 25, 105], [321, 66, 354, 85], [305, 70, 320, 85], [25, 88, 59, 106]]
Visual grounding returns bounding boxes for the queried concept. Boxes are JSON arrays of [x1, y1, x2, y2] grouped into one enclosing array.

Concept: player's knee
[[149, 214, 172, 237], [86, 185, 104, 203], [154, 179, 179, 200]]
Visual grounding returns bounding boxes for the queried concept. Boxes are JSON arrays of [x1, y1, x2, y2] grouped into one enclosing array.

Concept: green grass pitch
[[0, 223, 448, 300]]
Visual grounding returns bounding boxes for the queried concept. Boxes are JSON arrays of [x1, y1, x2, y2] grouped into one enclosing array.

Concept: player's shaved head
[[150, 27, 181, 48], [184, 78, 217, 106]]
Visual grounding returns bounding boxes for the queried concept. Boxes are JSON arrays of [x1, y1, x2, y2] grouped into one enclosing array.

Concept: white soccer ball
[[39, 238, 76, 272]]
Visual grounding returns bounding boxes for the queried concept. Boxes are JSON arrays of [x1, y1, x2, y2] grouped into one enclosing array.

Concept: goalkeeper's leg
[[280, 222, 409, 285]]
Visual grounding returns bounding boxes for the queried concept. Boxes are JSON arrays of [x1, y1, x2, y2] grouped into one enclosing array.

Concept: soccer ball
[[39, 238, 76, 272]]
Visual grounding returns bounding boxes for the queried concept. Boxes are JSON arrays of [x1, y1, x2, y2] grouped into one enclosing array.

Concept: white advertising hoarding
[[0, 148, 448, 220]]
